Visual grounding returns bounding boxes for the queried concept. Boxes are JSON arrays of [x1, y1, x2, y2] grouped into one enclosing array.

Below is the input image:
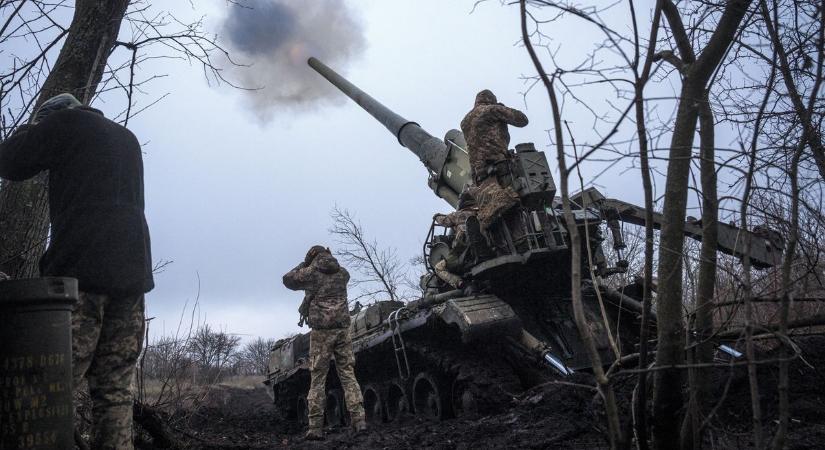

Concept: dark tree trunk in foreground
[[681, 93, 718, 450], [0, 0, 129, 278], [653, 1, 752, 448]]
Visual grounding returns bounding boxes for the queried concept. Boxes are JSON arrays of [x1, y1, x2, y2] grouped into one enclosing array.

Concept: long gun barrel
[[308, 57, 469, 207]]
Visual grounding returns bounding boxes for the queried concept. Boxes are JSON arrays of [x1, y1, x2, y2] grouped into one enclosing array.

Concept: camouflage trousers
[[73, 292, 145, 450], [307, 327, 365, 432], [472, 177, 519, 231]]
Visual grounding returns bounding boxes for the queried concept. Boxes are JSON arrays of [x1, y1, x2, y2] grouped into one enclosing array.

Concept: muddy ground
[[137, 336, 825, 449]]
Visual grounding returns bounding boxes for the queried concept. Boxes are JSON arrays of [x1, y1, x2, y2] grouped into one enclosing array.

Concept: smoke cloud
[[221, 0, 366, 119]]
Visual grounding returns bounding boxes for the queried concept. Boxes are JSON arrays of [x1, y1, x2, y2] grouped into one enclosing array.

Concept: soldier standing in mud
[[0, 93, 153, 449], [283, 245, 367, 440], [460, 89, 528, 233]]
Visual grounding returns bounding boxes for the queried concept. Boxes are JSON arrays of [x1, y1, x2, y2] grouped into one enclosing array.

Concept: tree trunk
[[634, 78, 657, 450], [653, 76, 699, 448], [694, 96, 717, 373], [631, 4, 663, 448], [520, 2, 623, 446], [681, 92, 718, 450], [692, 93, 718, 422], [0, 0, 129, 278], [773, 143, 801, 450], [653, 2, 751, 448]]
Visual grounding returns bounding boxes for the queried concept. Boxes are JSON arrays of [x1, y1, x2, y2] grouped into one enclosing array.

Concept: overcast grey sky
[[113, 0, 667, 342]]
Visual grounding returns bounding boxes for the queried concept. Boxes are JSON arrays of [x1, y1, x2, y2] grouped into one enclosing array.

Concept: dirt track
[[139, 336, 825, 449]]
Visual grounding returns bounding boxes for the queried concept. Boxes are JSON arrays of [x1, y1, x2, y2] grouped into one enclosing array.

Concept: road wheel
[[385, 380, 410, 422], [413, 372, 447, 421], [451, 378, 479, 418], [362, 384, 384, 424]]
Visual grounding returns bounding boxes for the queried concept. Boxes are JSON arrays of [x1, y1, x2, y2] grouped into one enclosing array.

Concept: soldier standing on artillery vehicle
[[460, 89, 529, 235], [283, 245, 367, 440], [433, 190, 481, 289], [0, 93, 154, 449]]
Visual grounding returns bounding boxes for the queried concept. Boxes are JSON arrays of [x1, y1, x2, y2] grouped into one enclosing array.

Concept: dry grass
[[217, 375, 266, 390], [139, 375, 265, 405]]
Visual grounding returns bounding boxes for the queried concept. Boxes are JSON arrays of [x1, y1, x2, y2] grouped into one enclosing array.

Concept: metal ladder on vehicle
[[388, 307, 411, 380]]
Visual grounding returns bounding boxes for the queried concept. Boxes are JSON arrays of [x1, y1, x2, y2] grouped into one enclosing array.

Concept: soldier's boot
[[481, 203, 515, 232], [305, 428, 324, 441], [305, 414, 324, 441], [351, 414, 368, 434]]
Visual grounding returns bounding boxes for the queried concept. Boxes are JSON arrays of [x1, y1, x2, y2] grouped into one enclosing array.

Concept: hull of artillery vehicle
[[263, 58, 783, 426]]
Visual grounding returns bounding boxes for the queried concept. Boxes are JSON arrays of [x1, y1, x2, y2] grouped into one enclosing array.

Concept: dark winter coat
[[283, 253, 351, 329], [0, 107, 154, 297]]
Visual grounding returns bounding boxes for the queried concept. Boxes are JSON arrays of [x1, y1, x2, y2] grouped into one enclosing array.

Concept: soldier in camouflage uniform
[[283, 246, 366, 440], [460, 89, 528, 232], [433, 191, 479, 288], [0, 93, 153, 449]]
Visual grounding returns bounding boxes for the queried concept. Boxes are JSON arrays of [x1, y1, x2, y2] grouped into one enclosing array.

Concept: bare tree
[[0, 0, 129, 278], [328, 206, 415, 303], [141, 335, 190, 381], [236, 337, 276, 376], [512, 1, 824, 448], [519, 2, 625, 446], [187, 324, 241, 382], [0, 1, 235, 279], [652, 4, 755, 447], [719, 2, 824, 447]]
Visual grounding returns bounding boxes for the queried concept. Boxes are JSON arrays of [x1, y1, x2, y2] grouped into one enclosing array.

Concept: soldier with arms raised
[[283, 245, 367, 440], [460, 89, 528, 233]]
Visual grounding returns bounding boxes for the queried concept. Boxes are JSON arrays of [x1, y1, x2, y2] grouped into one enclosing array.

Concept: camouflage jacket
[[460, 90, 528, 180], [434, 209, 478, 238], [435, 209, 477, 272], [283, 253, 351, 329]]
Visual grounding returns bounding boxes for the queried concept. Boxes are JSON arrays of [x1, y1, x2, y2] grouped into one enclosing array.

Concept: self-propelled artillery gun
[[263, 58, 784, 426]]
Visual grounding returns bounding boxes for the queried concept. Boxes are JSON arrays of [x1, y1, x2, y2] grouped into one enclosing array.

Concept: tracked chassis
[[264, 276, 644, 426]]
